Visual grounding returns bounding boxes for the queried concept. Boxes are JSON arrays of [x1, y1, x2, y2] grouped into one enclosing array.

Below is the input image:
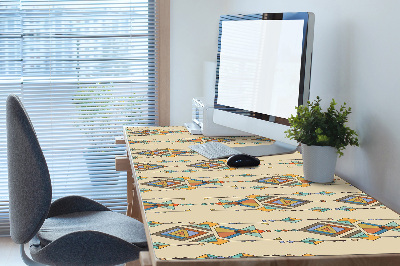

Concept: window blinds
[[0, 0, 159, 236]]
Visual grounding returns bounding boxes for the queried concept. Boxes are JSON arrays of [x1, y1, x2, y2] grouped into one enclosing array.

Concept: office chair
[[6, 94, 148, 265]]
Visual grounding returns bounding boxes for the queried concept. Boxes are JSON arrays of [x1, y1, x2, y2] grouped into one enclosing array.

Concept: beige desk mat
[[125, 126, 400, 261]]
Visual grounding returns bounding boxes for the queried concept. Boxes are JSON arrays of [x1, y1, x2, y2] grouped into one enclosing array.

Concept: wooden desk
[[121, 126, 400, 266]]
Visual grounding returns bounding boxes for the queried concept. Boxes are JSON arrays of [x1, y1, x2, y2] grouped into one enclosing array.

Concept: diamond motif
[[335, 194, 378, 206], [254, 175, 294, 185], [216, 198, 260, 209], [264, 197, 311, 209], [214, 225, 264, 239], [358, 222, 394, 235], [134, 163, 164, 171], [144, 178, 183, 188], [301, 222, 353, 237], [137, 148, 193, 157], [187, 160, 231, 169], [155, 226, 209, 241], [142, 200, 179, 210]]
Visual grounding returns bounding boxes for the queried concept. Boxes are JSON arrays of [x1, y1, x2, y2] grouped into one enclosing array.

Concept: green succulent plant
[[285, 96, 359, 157]]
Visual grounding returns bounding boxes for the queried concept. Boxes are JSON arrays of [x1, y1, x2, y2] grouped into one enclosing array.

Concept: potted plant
[[285, 96, 359, 183]]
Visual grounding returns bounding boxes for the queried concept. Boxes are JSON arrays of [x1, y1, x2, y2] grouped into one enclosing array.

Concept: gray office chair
[[6, 94, 148, 265]]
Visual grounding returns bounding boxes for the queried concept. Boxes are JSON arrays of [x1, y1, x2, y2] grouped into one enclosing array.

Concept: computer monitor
[[213, 12, 315, 156]]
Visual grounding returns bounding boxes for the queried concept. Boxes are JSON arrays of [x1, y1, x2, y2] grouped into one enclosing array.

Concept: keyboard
[[189, 142, 243, 159]]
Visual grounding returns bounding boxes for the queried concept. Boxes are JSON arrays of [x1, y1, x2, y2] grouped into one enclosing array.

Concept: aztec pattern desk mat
[[125, 126, 400, 261]]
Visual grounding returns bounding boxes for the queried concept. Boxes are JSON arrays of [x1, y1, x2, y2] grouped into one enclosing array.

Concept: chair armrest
[[47, 195, 110, 218]]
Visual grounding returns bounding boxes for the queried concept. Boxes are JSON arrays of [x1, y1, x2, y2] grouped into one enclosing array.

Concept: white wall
[[170, 0, 227, 125], [170, 0, 400, 212]]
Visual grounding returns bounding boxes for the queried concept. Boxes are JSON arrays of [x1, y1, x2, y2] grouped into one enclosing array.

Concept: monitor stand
[[234, 141, 298, 157]]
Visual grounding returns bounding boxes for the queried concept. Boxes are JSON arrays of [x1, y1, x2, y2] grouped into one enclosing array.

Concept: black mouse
[[227, 154, 260, 167]]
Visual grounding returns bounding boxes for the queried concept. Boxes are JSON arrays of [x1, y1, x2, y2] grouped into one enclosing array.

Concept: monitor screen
[[213, 13, 314, 156], [217, 19, 304, 119]]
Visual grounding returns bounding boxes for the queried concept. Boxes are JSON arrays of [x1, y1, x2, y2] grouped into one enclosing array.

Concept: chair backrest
[[6, 94, 52, 244]]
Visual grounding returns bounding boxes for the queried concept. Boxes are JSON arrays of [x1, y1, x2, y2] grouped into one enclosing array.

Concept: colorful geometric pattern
[[204, 137, 237, 143], [281, 217, 302, 223], [301, 238, 324, 245], [184, 177, 224, 188], [335, 206, 357, 211], [254, 175, 295, 185], [125, 126, 400, 261], [154, 226, 209, 241], [154, 222, 264, 245], [215, 198, 260, 209], [196, 253, 255, 259], [148, 221, 163, 227], [136, 148, 194, 157], [248, 137, 273, 142], [153, 242, 170, 249], [342, 230, 380, 241], [175, 137, 241, 144], [214, 225, 264, 239], [187, 160, 232, 170], [279, 160, 303, 166], [143, 178, 183, 188], [127, 128, 187, 136], [357, 222, 395, 235], [143, 177, 224, 190], [175, 138, 204, 143], [310, 207, 332, 212], [143, 200, 180, 210], [293, 191, 335, 197], [250, 174, 314, 189], [263, 197, 311, 209], [335, 194, 378, 206], [134, 163, 164, 171], [301, 222, 354, 237], [283, 175, 313, 187], [128, 139, 156, 145], [210, 195, 314, 212]]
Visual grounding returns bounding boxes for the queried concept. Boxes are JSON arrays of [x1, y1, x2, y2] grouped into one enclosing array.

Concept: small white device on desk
[[184, 97, 252, 137]]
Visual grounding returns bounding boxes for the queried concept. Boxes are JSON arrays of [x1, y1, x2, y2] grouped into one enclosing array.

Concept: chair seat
[[37, 211, 147, 248]]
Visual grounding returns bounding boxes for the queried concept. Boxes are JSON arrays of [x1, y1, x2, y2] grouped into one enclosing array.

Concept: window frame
[[156, 0, 170, 126]]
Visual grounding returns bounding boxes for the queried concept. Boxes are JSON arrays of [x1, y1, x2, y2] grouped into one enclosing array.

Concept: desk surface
[[124, 126, 400, 264]]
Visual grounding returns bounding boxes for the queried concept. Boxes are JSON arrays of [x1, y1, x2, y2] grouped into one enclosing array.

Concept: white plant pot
[[301, 144, 338, 183]]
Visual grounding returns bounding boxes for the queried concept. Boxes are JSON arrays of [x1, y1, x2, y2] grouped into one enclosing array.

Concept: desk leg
[[115, 155, 143, 222], [126, 168, 134, 217], [127, 168, 143, 223], [125, 252, 151, 266], [139, 252, 152, 266], [124, 259, 140, 266]]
